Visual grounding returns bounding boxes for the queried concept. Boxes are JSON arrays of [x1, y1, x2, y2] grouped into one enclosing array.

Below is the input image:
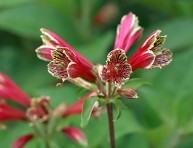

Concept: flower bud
[[117, 88, 138, 99]]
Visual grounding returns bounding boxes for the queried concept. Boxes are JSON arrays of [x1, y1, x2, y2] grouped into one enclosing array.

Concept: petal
[[0, 73, 30, 107], [26, 97, 50, 122], [129, 51, 155, 70], [0, 103, 26, 121], [101, 49, 132, 86], [117, 88, 138, 99], [63, 91, 98, 117], [40, 28, 70, 47], [136, 30, 161, 54], [35, 45, 55, 61], [114, 12, 143, 52], [12, 134, 34, 148], [41, 29, 94, 69], [61, 127, 87, 147], [47, 48, 71, 80], [152, 48, 173, 68], [39, 29, 96, 82]]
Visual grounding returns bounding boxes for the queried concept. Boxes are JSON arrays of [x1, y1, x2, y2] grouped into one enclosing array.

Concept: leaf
[[116, 133, 149, 148], [0, 0, 33, 7], [111, 99, 128, 121], [123, 78, 151, 90], [115, 109, 143, 138], [81, 97, 98, 128], [143, 19, 193, 52], [0, 4, 80, 44]]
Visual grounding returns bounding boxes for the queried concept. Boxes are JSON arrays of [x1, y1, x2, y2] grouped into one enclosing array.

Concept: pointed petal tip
[[61, 127, 87, 147], [12, 134, 34, 148]]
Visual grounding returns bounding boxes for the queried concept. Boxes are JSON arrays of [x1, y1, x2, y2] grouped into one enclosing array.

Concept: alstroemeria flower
[[101, 12, 172, 86], [0, 73, 88, 147], [128, 30, 172, 70], [36, 29, 96, 82]]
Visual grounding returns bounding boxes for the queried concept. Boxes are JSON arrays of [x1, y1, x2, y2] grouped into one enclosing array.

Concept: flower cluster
[[36, 12, 172, 102], [0, 73, 89, 147]]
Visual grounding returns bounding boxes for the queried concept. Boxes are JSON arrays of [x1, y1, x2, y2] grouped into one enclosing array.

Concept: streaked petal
[[152, 48, 172, 68], [133, 30, 161, 55], [101, 49, 132, 87], [12, 134, 34, 148], [61, 127, 87, 147]]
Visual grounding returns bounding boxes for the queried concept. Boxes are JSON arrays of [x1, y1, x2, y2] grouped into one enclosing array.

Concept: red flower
[[101, 13, 172, 86], [36, 29, 96, 82], [101, 49, 132, 87], [0, 73, 88, 147], [128, 30, 173, 70]]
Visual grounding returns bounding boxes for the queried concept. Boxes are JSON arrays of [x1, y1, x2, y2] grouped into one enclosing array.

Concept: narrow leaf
[[124, 78, 151, 89], [81, 97, 98, 128]]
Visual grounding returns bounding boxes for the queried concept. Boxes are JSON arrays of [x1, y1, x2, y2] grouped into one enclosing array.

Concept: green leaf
[[81, 97, 98, 127], [0, 4, 80, 44], [0, 0, 33, 7], [112, 99, 128, 121], [123, 78, 151, 90], [143, 19, 193, 52]]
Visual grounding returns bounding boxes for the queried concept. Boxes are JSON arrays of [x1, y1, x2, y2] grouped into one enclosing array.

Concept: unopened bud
[[117, 88, 138, 99], [53, 103, 67, 117]]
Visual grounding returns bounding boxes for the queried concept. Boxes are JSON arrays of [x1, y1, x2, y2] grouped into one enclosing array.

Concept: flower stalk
[[106, 103, 115, 148]]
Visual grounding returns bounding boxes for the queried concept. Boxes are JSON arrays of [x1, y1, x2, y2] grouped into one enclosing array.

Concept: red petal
[[129, 51, 155, 70], [35, 45, 55, 61], [61, 127, 87, 146], [0, 73, 30, 107], [0, 103, 26, 121], [63, 91, 97, 117], [12, 134, 34, 148]]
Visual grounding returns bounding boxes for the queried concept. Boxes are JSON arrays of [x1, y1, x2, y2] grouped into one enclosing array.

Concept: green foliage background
[[0, 0, 193, 147]]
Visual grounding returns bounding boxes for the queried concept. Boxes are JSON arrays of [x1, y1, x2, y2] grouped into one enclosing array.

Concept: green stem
[[106, 103, 115, 148]]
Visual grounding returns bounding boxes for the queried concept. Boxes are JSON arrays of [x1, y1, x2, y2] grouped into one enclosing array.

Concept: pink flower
[[128, 30, 172, 70], [36, 29, 96, 82], [101, 12, 172, 86], [0, 73, 88, 147]]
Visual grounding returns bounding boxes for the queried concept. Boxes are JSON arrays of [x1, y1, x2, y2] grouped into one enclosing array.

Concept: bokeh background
[[1, 0, 193, 147]]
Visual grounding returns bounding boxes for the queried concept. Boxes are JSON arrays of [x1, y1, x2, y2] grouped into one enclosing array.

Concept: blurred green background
[[1, 0, 193, 147]]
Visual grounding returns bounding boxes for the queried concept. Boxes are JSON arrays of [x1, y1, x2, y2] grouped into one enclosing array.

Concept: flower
[[128, 30, 172, 70], [101, 12, 172, 86], [101, 49, 132, 87], [36, 29, 96, 82], [0, 73, 87, 147]]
